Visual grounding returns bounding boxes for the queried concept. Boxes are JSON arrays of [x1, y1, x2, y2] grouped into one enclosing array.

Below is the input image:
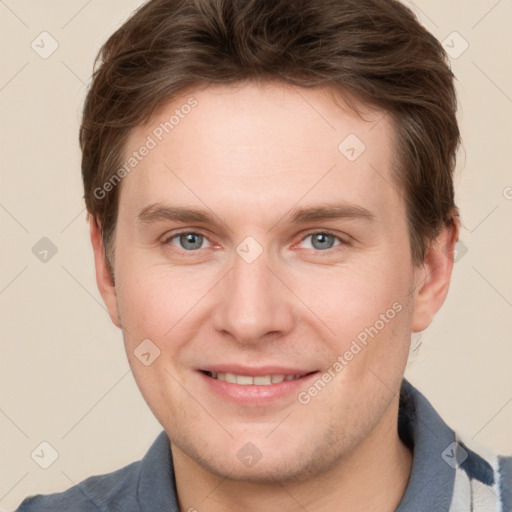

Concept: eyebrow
[[137, 203, 215, 225], [286, 204, 375, 224], [136, 202, 375, 228]]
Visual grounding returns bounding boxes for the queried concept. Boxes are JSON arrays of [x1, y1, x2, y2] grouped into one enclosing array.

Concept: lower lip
[[198, 371, 319, 406]]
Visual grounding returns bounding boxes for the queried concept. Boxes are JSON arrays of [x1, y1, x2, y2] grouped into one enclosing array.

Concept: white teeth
[[254, 376, 273, 385], [209, 372, 305, 385], [236, 375, 254, 385], [215, 372, 238, 383]]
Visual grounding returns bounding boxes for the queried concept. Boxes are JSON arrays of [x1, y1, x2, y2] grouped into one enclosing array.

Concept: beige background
[[1, 0, 511, 510]]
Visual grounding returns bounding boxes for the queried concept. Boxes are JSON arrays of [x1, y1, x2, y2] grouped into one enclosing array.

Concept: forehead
[[119, 82, 402, 225]]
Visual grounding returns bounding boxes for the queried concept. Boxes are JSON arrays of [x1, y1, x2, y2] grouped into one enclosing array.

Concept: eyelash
[[162, 231, 213, 253], [298, 230, 346, 252], [161, 229, 348, 254]]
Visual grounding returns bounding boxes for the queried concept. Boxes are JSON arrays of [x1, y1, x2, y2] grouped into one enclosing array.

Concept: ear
[[411, 216, 459, 333], [89, 216, 121, 328]]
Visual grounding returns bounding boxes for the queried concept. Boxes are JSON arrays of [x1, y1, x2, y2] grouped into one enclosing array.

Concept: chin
[[173, 430, 339, 485]]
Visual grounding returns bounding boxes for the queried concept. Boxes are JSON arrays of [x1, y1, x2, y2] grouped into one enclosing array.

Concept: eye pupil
[[311, 233, 335, 250], [179, 233, 203, 250]]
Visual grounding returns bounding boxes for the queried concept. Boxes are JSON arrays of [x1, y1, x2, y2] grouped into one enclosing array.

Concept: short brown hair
[[80, 0, 460, 270]]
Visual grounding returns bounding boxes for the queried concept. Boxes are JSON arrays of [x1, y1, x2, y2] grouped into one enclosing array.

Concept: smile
[[198, 366, 320, 405], [206, 371, 308, 385]]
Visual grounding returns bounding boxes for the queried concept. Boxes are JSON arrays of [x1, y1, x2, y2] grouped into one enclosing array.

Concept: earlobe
[[89, 216, 121, 328], [411, 217, 459, 332]]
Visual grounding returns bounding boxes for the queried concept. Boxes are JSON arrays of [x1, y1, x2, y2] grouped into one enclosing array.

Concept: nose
[[212, 250, 295, 344]]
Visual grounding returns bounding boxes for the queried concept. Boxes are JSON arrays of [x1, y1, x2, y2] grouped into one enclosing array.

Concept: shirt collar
[[396, 378, 456, 511], [137, 429, 179, 511], [136, 378, 456, 511]]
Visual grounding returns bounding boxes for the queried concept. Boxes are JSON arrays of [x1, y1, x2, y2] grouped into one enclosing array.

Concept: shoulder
[[397, 380, 512, 512], [15, 459, 142, 512], [15, 431, 176, 512]]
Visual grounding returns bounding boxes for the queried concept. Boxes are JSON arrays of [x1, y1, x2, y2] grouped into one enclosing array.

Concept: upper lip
[[199, 365, 317, 377]]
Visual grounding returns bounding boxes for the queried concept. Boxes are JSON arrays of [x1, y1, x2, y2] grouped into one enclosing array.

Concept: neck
[[172, 398, 412, 512]]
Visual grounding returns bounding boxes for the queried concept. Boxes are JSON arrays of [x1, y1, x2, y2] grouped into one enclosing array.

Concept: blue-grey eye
[[312, 233, 335, 250], [176, 233, 206, 250], [302, 232, 340, 251]]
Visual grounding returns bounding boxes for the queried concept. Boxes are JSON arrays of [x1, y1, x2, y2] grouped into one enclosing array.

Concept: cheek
[[114, 263, 209, 425], [292, 256, 414, 395], [293, 264, 414, 421], [291, 258, 412, 340], [115, 260, 214, 342]]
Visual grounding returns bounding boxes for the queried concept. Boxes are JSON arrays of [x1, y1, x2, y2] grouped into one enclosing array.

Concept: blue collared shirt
[[15, 379, 512, 511]]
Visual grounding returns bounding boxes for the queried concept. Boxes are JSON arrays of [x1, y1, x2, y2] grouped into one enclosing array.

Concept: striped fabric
[[448, 435, 512, 512], [396, 379, 512, 512]]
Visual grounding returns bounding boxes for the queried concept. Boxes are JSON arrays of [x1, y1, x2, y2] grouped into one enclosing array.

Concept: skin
[[90, 81, 458, 512]]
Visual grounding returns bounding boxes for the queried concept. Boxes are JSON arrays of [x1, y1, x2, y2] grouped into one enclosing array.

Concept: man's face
[[101, 82, 425, 481]]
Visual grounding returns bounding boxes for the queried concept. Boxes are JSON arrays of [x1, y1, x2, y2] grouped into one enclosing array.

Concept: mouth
[[201, 370, 316, 385], [197, 367, 320, 405]]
